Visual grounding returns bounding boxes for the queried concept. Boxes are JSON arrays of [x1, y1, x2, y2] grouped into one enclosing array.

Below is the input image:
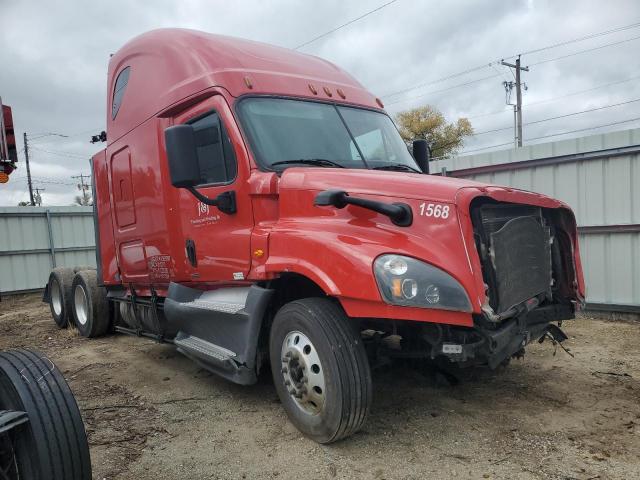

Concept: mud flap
[[545, 323, 568, 343], [42, 283, 50, 304]]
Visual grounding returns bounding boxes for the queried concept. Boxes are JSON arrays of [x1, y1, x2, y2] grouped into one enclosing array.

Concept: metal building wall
[[0, 206, 96, 294], [432, 127, 640, 313]]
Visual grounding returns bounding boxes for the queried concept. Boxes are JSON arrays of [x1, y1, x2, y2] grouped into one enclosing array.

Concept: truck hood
[[278, 167, 473, 203], [277, 167, 568, 209]]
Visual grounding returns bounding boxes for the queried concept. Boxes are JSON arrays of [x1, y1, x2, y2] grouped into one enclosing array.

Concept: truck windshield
[[236, 98, 419, 172]]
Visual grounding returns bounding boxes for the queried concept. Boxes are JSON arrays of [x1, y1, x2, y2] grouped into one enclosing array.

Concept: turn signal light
[[391, 278, 402, 298]]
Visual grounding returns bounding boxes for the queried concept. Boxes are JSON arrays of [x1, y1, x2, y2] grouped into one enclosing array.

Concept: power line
[[432, 141, 514, 159], [387, 31, 640, 107], [452, 115, 640, 158], [27, 132, 68, 141], [466, 74, 640, 119], [381, 64, 496, 99], [380, 20, 640, 101], [25, 178, 76, 186], [387, 33, 640, 109], [526, 75, 640, 107], [294, 0, 399, 50], [472, 97, 640, 136], [530, 33, 640, 66], [30, 146, 88, 160], [507, 20, 640, 58], [385, 73, 501, 106], [29, 127, 102, 145], [524, 115, 640, 142]]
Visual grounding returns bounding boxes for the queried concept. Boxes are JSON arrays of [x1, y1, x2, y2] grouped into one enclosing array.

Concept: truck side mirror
[[165, 124, 201, 188], [164, 124, 236, 214], [412, 139, 431, 174]]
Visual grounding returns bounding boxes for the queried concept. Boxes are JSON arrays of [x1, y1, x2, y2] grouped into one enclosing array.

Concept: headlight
[[374, 254, 472, 312]]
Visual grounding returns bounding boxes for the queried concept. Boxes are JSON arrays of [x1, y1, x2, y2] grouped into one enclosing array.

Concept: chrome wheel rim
[[74, 284, 89, 326], [51, 279, 62, 316], [280, 331, 326, 415]]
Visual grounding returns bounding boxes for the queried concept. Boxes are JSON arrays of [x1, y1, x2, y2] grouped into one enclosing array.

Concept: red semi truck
[[45, 29, 585, 443]]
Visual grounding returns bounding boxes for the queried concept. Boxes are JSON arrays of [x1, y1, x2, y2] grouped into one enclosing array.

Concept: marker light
[[391, 278, 402, 298]]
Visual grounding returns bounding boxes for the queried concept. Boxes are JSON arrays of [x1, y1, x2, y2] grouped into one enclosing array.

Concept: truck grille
[[474, 204, 553, 314]]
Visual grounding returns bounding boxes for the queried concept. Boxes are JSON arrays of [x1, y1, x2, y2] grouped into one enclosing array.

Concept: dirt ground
[[0, 293, 639, 480]]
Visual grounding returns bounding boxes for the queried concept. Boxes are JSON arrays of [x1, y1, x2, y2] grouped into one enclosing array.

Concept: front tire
[[269, 298, 371, 443], [71, 270, 110, 338]]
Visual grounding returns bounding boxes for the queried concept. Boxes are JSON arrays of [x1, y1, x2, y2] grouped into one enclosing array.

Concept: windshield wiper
[[270, 159, 345, 168], [371, 164, 421, 173]]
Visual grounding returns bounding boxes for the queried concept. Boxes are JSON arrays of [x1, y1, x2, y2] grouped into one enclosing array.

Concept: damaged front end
[[365, 199, 582, 370], [440, 200, 582, 368]]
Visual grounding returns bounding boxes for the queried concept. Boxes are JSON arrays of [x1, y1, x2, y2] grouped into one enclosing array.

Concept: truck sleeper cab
[[45, 29, 585, 444]]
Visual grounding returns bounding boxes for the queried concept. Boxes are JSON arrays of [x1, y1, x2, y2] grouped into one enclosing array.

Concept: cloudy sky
[[1, 0, 640, 205]]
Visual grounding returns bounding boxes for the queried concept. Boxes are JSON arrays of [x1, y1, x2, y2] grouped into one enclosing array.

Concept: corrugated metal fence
[[0, 206, 96, 294], [433, 127, 640, 313]]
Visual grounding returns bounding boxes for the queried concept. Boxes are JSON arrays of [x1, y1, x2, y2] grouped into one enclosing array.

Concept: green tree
[[395, 105, 473, 159]]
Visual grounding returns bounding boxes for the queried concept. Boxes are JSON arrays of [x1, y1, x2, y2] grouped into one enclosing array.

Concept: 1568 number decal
[[419, 202, 450, 219]]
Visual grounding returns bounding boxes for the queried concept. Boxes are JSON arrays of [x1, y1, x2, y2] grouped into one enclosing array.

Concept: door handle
[[186, 239, 197, 267]]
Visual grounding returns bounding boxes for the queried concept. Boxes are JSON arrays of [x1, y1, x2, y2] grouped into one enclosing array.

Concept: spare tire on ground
[[0, 349, 91, 479]]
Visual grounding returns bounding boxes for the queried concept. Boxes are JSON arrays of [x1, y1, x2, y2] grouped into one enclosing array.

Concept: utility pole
[[23, 132, 68, 205], [501, 55, 529, 147], [72, 173, 91, 205], [23, 132, 35, 206], [34, 187, 45, 206]]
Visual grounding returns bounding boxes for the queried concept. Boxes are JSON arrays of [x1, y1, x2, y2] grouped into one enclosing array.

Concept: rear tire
[[71, 270, 110, 338], [0, 349, 91, 479], [47, 267, 75, 328], [269, 298, 372, 443]]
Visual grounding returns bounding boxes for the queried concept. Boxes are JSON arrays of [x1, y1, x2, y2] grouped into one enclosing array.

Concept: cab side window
[[111, 67, 131, 120], [189, 111, 237, 185]]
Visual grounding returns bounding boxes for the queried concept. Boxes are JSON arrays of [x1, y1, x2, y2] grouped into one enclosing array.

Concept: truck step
[[174, 333, 236, 362]]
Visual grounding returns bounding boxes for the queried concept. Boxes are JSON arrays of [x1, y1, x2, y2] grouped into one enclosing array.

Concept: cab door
[[172, 94, 254, 283]]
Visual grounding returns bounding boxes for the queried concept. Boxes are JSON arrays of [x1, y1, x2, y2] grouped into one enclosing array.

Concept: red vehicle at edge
[[45, 29, 585, 443], [1, 104, 91, 480], [0, 99, 18, 181]]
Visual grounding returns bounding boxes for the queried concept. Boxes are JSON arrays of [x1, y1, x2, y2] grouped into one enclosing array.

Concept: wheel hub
[[51, 279, 62, 316], [280, 331, 325, 415], [74, 285, 89, 326]]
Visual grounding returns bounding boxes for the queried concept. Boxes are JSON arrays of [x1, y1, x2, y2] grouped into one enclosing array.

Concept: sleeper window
[[111, 66, 131, 120], [189, 111, 237, 185]]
